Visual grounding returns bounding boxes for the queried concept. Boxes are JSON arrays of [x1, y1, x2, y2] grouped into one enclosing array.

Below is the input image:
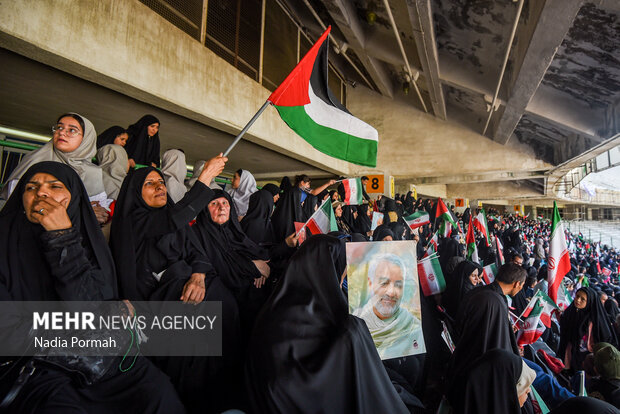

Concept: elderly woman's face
[[147, 123, 159, 137], [53, 116, 83, 153], [22, 173, 71, 223], [114, 133, 128, 146], [142, 170, 167, 208], [208, 197, 230, 225]]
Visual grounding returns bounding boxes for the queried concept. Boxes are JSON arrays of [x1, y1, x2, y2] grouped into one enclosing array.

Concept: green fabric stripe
[[274, 105, 377, 167], [551, 201, 561, 233]]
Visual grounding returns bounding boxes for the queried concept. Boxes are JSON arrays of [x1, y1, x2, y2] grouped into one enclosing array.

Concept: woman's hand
[[285, 232, 299, 248], [128, 159, 136, 168], [198, 153, 228, 186], [32, 197, 73, 231], [181, 273, 206, 304], [252, 259, 271, 278], [90, 201, 110, 224], [254, 275, 267, 289]]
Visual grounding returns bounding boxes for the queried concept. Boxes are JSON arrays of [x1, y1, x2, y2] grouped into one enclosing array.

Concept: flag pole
[[223, 100, 271, 157]]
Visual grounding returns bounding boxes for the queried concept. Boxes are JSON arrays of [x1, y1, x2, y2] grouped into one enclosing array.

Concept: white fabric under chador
[[161, 149, 188, 203], [354, 300, 424, 359], [228, 169, 257, 217]]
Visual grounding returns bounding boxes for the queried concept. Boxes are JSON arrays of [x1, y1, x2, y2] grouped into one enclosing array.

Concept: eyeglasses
[[52, 125, 81, 137]]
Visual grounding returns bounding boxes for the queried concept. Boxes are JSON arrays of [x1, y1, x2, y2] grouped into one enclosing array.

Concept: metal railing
[[566, 220, 620, 248]]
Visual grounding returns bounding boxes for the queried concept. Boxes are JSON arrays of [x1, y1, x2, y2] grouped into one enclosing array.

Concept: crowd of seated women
[[0, 112, 618, 413]]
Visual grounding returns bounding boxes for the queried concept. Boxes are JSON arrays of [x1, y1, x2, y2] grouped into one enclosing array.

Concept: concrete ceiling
[[281, 0, 619, 170], [0, 48, 330, 178]]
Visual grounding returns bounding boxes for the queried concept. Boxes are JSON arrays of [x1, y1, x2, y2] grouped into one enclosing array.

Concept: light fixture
[[366, 1, 377, 25]]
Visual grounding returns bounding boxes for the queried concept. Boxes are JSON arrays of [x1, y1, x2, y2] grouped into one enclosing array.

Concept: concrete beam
[[324, 0, 394, 98], [403, 0, 447, 120], [447, 181, 544, 200], [492, 0, 584, 144], [525, 84, 605, 143], [409, 170, 548, 185]]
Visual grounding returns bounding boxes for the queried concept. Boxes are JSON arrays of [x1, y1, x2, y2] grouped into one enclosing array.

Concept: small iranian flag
[[547, 201, 571, 303], [436, 198, 457, 238], [303, 198, 338, 235], [341, 178, 364, 205], [424, 231, 439, 257], [557, 279, 573, 311], [473, 209, 491, 246], [482, 263, 497, 285], [602, 267, 612, 277], [418, 256, 446, 296], [466, 216, 479, 264], [404, 211, 430, 230], [517, 290, 559, 346], [268, 27, 378, 167]]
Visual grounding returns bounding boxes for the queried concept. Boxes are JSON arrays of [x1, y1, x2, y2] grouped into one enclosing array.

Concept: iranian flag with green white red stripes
[[547, 201, 571, 303], [417, 256, 446, 296], [341, 178, 363, 205], [482, 263, 497, 285], [304, 198, 338, 235], [473, 209, 491, 246], [403, 211, 430, 230], [517, 290, 559, 346], [267, 27, 378, 167]]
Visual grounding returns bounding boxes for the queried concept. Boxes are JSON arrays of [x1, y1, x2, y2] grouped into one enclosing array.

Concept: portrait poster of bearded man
[[348, 241, 425, 359]]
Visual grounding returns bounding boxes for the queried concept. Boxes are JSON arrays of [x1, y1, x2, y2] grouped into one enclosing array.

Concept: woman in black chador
[[125, 114, 161, 168], [109, 157, 242, 413], [192, 190, 274, 335], [0, 161, 184, 413], [245, 235, 410, 414]]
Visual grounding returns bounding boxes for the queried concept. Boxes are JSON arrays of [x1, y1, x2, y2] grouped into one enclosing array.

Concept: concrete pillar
[[587, 208, 593, 220]]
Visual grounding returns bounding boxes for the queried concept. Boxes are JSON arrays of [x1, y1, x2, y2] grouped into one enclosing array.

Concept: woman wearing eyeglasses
[[442, 260, 483, 320], [1, 113, 110, 223]]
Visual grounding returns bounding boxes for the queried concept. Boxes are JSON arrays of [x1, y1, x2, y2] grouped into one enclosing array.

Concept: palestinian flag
[[418, 256, 446, 296], [473, 209, 491, 246], [341, 178, 363, 205], [404, 211, 430, 230], [436, 198, 457, 238], [466, 216, 479, 264], [495, 235, 505, 266], [303, 198, 338, 235], [267, 27, 378, 167], [517, 290, 559, 346], [482, 263, 497, 285], [547, 202, 571, 303]]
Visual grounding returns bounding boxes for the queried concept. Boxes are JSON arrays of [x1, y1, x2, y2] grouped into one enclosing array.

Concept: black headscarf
[[193, 190, 268, 302], [605, 298, 620, 322], [403, 191, 415, 214], [373, 224, 394, 241], [245, 235, 409, 414], [261, 183, 280, 197], [279, 176, 292, 192], [240, 189, 275, 246], [449, 349, 523, 414], [355, 203, 372, 235], [341, 205, 358, 233], [0, 161, 116, 300], [96, 125, 126, 149], [110, 166, 213, 300], [271, 186, 304, 242], [439, 235, 462, 273], [559, 287, 618, 367], [125, 115, 161, 167], [442, 260, 481, 318]]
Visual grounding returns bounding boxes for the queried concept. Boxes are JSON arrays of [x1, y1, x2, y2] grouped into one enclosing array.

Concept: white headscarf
[[228, 169, 257, 216], [97, 144, 128, 199], [161, 149, 187, 203], [1, 113, 105, 199], [187, 159, 206, 189]]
